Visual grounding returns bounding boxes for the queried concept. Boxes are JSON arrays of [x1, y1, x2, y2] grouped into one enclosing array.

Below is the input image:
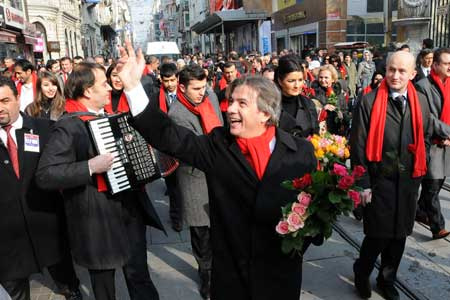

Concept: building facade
[[27, 0, 82, 61], [0, 0, 41, 62], [128, 0, 153, 51]]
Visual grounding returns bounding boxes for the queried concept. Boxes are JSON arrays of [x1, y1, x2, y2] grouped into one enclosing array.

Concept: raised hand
[[116, 39, 146, 91]]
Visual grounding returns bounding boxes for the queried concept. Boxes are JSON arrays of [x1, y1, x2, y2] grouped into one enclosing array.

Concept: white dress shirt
[[421, 66, 431, 77], [19, 83, 34, 112], [0, 114, 23, 147]]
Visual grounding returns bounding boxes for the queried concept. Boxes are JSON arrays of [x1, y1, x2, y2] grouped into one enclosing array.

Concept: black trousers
[[88, 214, 159, 300], [417, 178, 446, 233], [1, 278, 29, 300], [165, 172, 182, 226], [1, 252, 79, 300], [190, 226, 212, 272], [354, 236, 406, 285]]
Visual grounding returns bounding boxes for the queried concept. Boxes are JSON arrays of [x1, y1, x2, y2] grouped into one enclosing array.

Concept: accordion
[[87, 113, 161, 194]]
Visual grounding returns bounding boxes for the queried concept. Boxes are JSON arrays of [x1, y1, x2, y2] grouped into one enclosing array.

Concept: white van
[[146, 41, 180, 60]]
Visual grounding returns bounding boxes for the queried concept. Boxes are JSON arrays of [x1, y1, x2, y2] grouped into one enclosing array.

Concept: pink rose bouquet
[[277, 133, 366, 255]]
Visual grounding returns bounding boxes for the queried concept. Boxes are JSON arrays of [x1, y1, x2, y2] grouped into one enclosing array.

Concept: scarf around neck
[[65, 99, 108, 192], [176, 87, 222, 134], [105, 90, 129, 114], [236, 126, 276, 180], [17, 72, 38, 98], [365, 79, 427, 178], [430, 69, 450, 125]]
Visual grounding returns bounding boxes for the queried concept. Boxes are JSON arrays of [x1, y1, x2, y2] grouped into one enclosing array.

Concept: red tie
[[3, 125, 19, 178]]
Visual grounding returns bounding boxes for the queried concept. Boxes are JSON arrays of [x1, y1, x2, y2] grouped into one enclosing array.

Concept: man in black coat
[[0, 77, 80, 300], [116, 41, 318, 300], [36, 63, 164, 300], [350, 51, 431, 300], [415, 47, 450, 240]]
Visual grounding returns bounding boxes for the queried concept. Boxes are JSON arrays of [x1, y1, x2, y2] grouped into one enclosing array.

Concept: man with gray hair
[[351, 51, 431, 300], [116, 40, 317, 300]]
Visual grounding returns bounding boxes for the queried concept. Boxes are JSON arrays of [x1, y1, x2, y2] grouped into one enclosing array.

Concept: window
[[367, 0, 383, 13], [366, 23, 383, 34]]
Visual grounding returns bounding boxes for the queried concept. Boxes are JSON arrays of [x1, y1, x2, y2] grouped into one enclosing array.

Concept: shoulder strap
[[58, 111, 98, 121]]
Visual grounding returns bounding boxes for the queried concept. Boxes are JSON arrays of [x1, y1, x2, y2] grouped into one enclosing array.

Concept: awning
[[0, 30, 17, 43], [191, 9, 269, 34], [24, 35, 38, 45]]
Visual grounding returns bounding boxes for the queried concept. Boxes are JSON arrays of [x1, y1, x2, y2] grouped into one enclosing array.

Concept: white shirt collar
[[6, 114, 23, 130], [390, 90, 407, 100], [87, 107, 105, 115]]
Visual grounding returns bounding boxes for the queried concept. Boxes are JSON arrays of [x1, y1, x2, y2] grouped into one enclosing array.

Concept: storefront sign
[[0, 5, 5, 28], [34, 36, 44, 52], [23, 21, 36, 36], [278, 0, 303, 10], [47, 41, 60, 52], [259, 20, 272, 55], [0, 30, 16, 43], [4, 5, 24, 30], [284, 11, 306, 24]]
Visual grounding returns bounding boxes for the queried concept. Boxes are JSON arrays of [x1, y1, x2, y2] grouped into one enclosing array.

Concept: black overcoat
[[0, 115, 64, 281], [130, 104, 317, 300], [350, 88, 431, 239], [279, 94, 319, 138], [36, 116, 164, 269]]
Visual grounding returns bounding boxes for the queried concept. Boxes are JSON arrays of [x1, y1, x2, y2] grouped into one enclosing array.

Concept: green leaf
[[328, 191, 341, 204], [281, 180, 295, 190]]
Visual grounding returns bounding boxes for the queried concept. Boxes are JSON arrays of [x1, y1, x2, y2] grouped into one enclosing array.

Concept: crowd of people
[[0, 36, 449, 300]]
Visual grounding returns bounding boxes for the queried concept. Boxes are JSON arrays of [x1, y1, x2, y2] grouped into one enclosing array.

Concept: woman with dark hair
[[25, 71, 65, 120], [276, 54, 319, 138], [105, 62, 130, 113]]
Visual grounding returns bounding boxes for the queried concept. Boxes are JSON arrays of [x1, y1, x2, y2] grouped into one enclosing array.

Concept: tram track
[[332, 222, 429, 300]]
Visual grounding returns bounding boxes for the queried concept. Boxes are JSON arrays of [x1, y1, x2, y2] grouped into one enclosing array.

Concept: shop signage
[[0, 5, 5, 28], [34, 36, 45, 52], [278, 0, 304, 10], [4, 5, 24, 30], [47, 41, 60, 52], [23, 21, 36, 36], [284, 11, 306, 24]]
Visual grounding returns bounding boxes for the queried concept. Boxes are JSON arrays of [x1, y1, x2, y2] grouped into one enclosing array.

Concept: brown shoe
[[432, 229, 450, 240]]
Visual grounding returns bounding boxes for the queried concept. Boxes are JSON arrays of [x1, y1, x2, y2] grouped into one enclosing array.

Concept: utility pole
[[384, 0, 393, 46]]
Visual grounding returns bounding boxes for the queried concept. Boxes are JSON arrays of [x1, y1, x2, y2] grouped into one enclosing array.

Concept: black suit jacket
[[0, 115, 64, 281], [36, 115, 164, 269], [130, 104, 317, 300]]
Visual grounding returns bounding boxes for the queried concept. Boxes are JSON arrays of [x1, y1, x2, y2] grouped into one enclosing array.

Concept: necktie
[[3, 125, 19, 178], [394, 95, 406, 115], [169, 94, 176, 106]]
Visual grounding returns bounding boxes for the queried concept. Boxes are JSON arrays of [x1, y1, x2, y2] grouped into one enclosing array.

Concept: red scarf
[[430, 69, 450, 125], [159, 85, 169, 113], [218, 72, 241, 112], [366, 79, 427, 178], [236, 126, 276, 180], [65, 99, 108, 191], [104, 91, 130, 114], [339, 65, 347, 79], [176, 87, 222, 134], [363, 85, 372, 95], [17, 72, 38, 99]]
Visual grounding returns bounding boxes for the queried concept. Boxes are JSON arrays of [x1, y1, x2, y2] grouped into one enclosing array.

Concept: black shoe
[[198, 270, 211, 300], [377, 281, 399, 300], [61, 288, 83, 300], [353, 206, 363, 221], [353, 263, 371, 298]]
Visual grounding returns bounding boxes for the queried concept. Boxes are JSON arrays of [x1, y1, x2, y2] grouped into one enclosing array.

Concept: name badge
[[24, 133, 40, 153]]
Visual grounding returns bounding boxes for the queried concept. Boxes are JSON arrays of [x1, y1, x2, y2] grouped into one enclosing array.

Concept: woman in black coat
[[312, 65, 349, 135], [276, 55, 319, 138]]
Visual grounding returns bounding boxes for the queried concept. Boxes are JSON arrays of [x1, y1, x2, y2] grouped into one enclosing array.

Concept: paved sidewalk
[[27, 178, 402, 300], [27, 178, 414, 300]]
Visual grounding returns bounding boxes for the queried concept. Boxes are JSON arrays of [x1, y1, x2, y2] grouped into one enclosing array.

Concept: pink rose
[[297, 191, 312, 207], [337, 175, 355, 190], [352, 165, 366, 179], [292, 174, 313, 189], [292, 202, 307, 216], [333, 163, 349, 177], [287, 212, 304, 231], [276, 221, 290, 235], [348, 190, 361, 208]]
